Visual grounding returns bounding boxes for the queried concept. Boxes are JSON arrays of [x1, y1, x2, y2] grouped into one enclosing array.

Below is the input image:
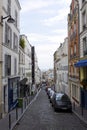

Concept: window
[[7, 0, 11, 15], [15, 10, 18, 27], [5, 54, 11, 76], [71, 47, 73, 55], [13, 33, 18, 51], [74, 22, 76, 32], [19, 50, 21, 63], [72, 84, 79, 100], [13, 82, 17, 102], [82, 0, 85, 3], [83, 37, 87, 56], [74, 67, 77, 76], [82, 11, 86, 30], [62, 73, 64, 81], [5, 23, 12, 48], [74, 43, 76, 54], [14, 58, 17, 75]]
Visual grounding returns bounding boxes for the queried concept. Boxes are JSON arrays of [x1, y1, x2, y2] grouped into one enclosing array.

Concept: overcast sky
[[19, 0, 71, 71]]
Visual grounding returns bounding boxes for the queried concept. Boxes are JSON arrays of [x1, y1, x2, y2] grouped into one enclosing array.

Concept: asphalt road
[[13, 88, 87, 130]]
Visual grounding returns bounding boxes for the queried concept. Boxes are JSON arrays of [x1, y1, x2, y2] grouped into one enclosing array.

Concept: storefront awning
[[74, 59, 87, 67]]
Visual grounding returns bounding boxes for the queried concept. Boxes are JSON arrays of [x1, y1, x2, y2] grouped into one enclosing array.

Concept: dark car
[[49, 90, 55, 103], [47, 88, 52, 98], [52, 92, 72, 112], [47, 88, 51, 96]]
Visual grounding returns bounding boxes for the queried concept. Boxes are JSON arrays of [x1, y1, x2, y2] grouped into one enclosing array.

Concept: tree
[[20, 38, 25, 49]]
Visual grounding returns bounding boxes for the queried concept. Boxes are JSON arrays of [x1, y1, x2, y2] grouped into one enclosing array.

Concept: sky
[[19, 0, 71, 71]]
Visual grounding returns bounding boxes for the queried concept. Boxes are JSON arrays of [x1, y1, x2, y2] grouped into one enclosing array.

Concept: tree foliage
[[20, 38, 25, 49]]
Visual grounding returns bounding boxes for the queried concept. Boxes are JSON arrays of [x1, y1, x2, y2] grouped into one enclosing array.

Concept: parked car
[[52, 92, 72, 112], [46, 88, 51, 96], [49, 90, 55, 103]]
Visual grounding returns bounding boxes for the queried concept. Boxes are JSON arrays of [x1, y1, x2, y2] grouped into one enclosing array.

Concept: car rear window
[[61, 95, 70, 101], [56, 93, 70, 101]]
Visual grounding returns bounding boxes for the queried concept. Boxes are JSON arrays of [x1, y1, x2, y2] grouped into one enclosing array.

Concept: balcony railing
[[69, 75, 79, 79]]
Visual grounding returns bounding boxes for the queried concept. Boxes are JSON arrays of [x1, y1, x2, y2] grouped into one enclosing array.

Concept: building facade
[[68, 0, 80, 105], [54, 38, 68, 95], [19, 35, 32, 96], [0, 0, 21, 117], [54, 45, 61, 92], [42, 69, 54, 88], [58, 38, 69, 95], [75, 0, 87, 109]]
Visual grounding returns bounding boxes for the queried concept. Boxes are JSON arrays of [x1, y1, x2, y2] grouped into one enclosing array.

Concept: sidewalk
[[0, 91, 39, 130], [72, 104, 87, 126]]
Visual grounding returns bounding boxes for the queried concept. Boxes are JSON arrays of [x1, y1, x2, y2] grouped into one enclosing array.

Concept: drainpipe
[[0, 3, 3, 118]]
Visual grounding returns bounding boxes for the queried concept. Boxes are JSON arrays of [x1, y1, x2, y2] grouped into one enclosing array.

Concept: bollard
[[73, 102, 75, 110], [16, 107, 18, 120], [81, 106, 83, 116], [21, 104, 23, 113], [9, 113, 11, 130]]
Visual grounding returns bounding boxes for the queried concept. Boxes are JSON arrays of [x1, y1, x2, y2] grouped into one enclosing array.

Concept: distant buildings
[[54, 38, 69, 95], [42, 69, 54, 88], [19, 35, 41, 97]]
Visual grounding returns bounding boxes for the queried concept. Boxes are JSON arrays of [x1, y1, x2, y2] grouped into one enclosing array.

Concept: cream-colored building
[[0, 0, 21, 118], [35, 54, 41, 86], [42, 69, 54, 88], [54, 38, 69, 95], [20, 35, 32, 85]]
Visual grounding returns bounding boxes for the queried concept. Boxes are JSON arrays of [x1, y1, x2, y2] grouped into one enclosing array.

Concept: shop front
[[8, 76, 20, 111]]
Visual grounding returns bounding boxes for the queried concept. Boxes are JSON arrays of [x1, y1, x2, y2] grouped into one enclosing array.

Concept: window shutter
[[5, 23, 8, 44], [5, 55, 8, 76], [8, 55, 11, 75]]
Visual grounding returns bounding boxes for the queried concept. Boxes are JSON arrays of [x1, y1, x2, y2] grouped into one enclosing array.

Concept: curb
[[11, 89, 41, 130], [73, 110, 87, 127]]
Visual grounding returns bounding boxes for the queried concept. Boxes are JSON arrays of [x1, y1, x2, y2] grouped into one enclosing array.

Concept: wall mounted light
[[1, 15, 15, 23]]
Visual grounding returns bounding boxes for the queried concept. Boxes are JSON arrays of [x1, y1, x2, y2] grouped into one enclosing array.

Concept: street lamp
[[1, 15, 15, 23]]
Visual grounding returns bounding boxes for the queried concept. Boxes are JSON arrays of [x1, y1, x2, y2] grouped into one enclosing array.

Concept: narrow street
[[13, 88, 87, 130]]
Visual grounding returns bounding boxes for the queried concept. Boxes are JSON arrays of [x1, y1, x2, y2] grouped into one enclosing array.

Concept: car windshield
[[56, 93, 64, 101]]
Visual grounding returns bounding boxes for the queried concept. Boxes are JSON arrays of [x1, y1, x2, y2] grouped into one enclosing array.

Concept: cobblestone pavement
[[13, 89, 87, 130]]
